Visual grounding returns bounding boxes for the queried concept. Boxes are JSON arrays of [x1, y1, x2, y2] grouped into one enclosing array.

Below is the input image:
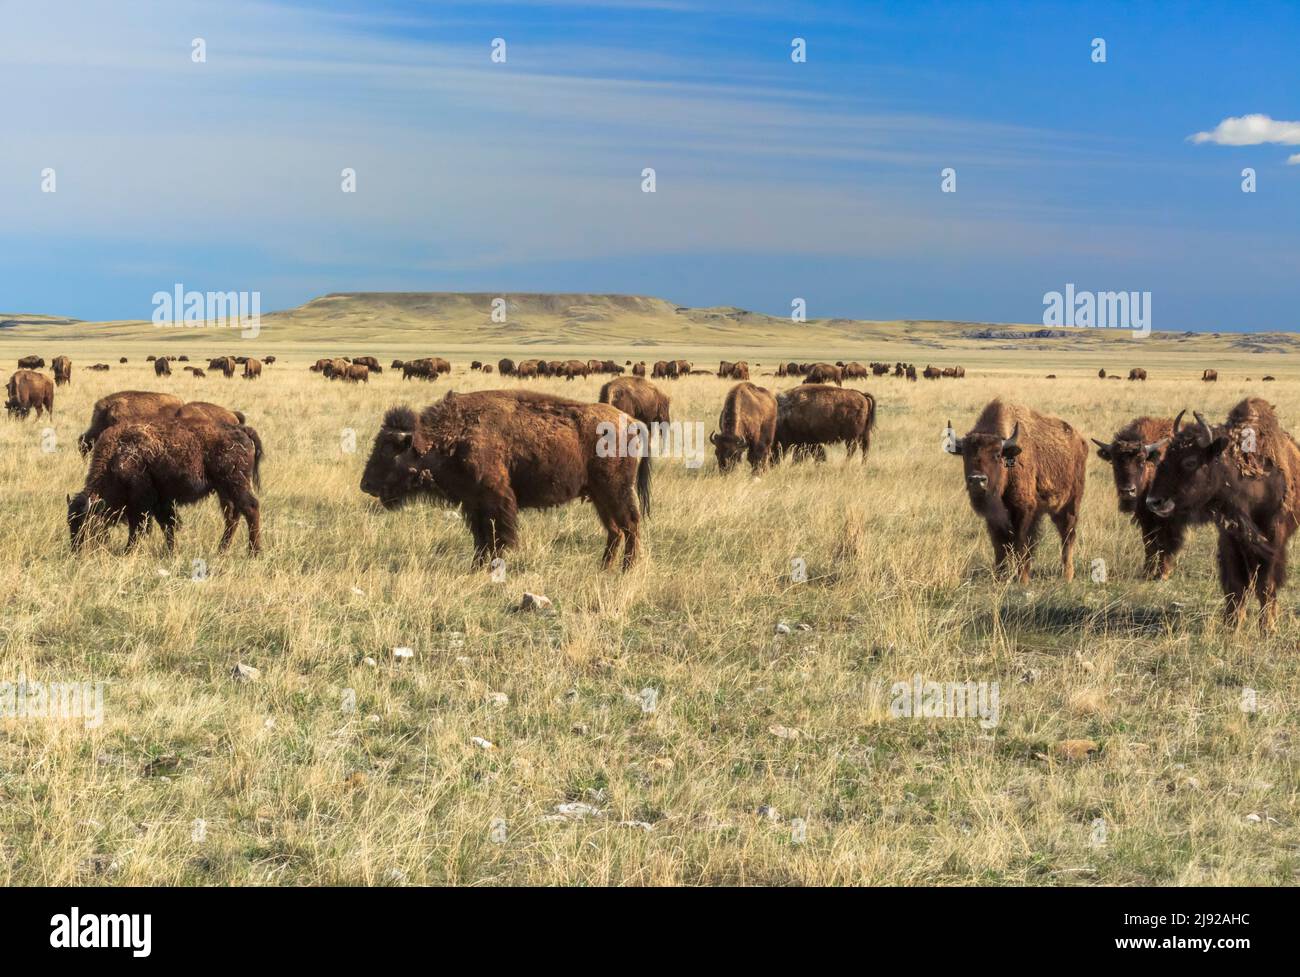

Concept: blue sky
[[1, 0, 1297, 329]]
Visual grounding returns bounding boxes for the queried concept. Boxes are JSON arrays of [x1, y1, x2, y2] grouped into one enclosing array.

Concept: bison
[[498, 358, 515, 376], [402, 359, 437, 381], [1093, 415, 1204, 579], [712, 381, 777, 474], [632, 362, 646, 377], [360, 389, 645, 570], [803, 363, 843, 386], [17, 356, 44, 369], [52, 356, 72, 386], [1146, 400, 1300, 628], [1202, 369, 1218, 382], [1128, 368, 1148, 381], [352, 356, 382, 373], [945, 400, 1086, 582], [77, 390, 249, 456], [599, 376, 670, 514], [154, 358, 172, 377], [243, 357, 263, 379], [6, 370, 54, 419], [774, 384, 876, 463], [69, 418, 262, 554]]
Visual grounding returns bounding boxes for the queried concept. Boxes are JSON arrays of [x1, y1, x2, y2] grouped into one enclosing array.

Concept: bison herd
[[7, 350, 1298, 628]]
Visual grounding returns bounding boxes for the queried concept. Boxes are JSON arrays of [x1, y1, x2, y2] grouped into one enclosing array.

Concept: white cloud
[[1190, 114, 1300, 146], [1289, 153, 1300, 166]]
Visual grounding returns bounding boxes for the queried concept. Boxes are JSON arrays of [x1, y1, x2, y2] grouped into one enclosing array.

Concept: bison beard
[[1145, 400, 1300, 628], [360, 389, 645, 571], [947, 399, 1086, 583], [69, 419, 262, 554]]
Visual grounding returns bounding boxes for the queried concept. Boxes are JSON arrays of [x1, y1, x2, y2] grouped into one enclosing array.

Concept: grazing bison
[[803, 363, 843, 386], [1093, 415, 1204, 579], [189, 368, 207, 378], [923, 365, 942, 380], [905, 365, 917, 382], [1146, 400, 1300, 628], [243, 357, 263, 379], [515, 360, 540, 379], [482, 364, 494, 374], [1202, 369, 1218, 382], [945, 400, 1086, 582], [1098, 369, 1107, 379], [209, 356, 237, 378], [352, 356, 382, 373], [498, 358, 515, 376], [6, 370, 55, 419], [154, 357, 172, 377], [88, 363, 111, 371], [263, 355, 275, 365], [52, 356, 72, 386], [1128, 368, 1148, 381], [712, 381, 778, 474], [632, 362, 646, 377], [599, 376, 670, 514], [17, 356, 45, 369], [1263, 375, 1276, 382], [360, 390, 645, 570], [343, 363, 369, 382], [774, 384, 876, 463], [69, 418, 262, 554], [119, 357, 128, 364], [77, 390, 249, 455], [402, 358, 437, 381], [561, 359, 589, 380]]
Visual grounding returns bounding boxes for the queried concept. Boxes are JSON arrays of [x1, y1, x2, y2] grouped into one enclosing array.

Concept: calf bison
[[69, 418, 262, 554], [599, 376, 671, 514], [945, 400, 1086, 582], [1146, 399, 1300, 628], [774, 385, 876, 463], [6, 370, 55, 419], [712, 381, 777, 474], [360, 389, 645, 571], [1093, 415, 1203, 579], [52, 356, 72, 386]]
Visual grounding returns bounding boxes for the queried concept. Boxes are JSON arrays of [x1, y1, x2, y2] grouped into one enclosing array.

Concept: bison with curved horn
[[712, 381, 777, 474]]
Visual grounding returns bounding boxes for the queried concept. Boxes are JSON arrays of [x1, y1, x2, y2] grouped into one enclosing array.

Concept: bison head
[[1093, 432, 1168, 513], [946, 419, 1021, 500], [360, 407, 427, 509], [1146, 410, 1226, 519], [67, 492, 110, 550], [710, 431, 747, 473]]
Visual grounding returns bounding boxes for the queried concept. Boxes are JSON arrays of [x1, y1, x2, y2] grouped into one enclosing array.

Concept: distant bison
[[360, 389, 644, 570], [243, 357, 263, 379], [803, 363, 843, 386], [352, 356, 382, 373], [713, 381, 777, 473], [1202, 369, 1218, 382], [498, 358, 515, 376], [154, 357, 172, 377], [946, 400, 1086, 582], [52, 356, 72, 386], [17, 356, 44, 369], [69, 418, 262, 554], [1128, 368, 1147, 381], [6, 369, 55, 419]]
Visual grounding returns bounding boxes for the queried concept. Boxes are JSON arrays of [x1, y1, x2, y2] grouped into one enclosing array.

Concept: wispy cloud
[[1190, 114, 1300, 153]]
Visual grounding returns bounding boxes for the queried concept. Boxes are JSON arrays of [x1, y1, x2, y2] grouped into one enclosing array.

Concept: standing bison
[[1092, 415, 1203, 579], [154, 357, 172, 377], [1127, 368, 1148, 381], [774, 385, 876, 463], [6, 370, 55, 419], [52, 356, 72, 386], [69, 418, 262, 554], [598, 376, 670, 514], [712, 381, 777, 474], [243, 357, 263, 379], [945, 400, 1086, 582], [803, 363, 843, 386], [1202, 369, 1218, 382], [1145, 399, 1300, 628], [360, 390, 645, 571]]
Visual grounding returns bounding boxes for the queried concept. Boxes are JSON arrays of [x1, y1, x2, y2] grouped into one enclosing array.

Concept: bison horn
[[1193, 411, 1214, 443], [1172, 409, 1186, 435], [1144, 438, 1169, 460], [1003, 422, 1020, 448], [708, 431, 718, 445]]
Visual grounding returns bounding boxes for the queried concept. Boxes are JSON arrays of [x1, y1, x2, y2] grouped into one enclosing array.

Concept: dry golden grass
[[0, 342, 1296, 885]]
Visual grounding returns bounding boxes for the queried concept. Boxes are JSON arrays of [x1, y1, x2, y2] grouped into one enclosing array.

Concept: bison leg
[[747, 440, 770, 473], [124, 511, 147, 552], [239, 490, 262, 555], [1216, 534, 1251, 628], [987, 524, 1016, 579], [466, 495, 518, 567], [218, 499, 240, 552], [592, 492, 640, 571], [157, 500, 179, 551], [1050, 505, 1079, 582]]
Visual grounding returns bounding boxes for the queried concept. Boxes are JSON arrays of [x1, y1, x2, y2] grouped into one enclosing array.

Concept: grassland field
[[0, 322, 1297, 885]]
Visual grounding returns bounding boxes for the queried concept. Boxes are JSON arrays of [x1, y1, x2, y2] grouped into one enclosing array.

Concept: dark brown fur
[[713, 381, 777, 473], [6, 370, 54, 419], [774, 384, 876, 464]]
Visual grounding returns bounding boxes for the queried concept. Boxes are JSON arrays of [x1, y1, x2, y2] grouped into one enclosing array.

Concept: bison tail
[[865, 392, 877, 431], [636, 452, 652, 517], [242, 425, 264, 491]]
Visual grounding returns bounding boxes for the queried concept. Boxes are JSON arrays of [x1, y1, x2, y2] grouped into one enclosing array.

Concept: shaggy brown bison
[[1128, 368, 1148, 381], [1093, 415, 1203, 580], [343, 363, 369, 382], [119, 357, 128, 364], [243, 357, 263, 379], [352, 356, 382, 374], [560, 359, 589, 379], [77, 391, 250, 455], [946, 400, 1086, 582], [52, 356, 72, 386], [774, 384, 876, 463], [17, 356, 45, 369], [498, 358, 515, 376], [6, 370, 55, 419], [713, 381, 777, 474], [599, 376, 670, 514], [923, 365, 942, 380], [360, 390, 644, 570], [1202, 369, 1218, 382], [154, 357, 172, 377], [1146, 400, 1300, 628], [803, 363, 844, 386], [209, 356, 237, 378], [69, 418, 262, 554], [402, 358, 438, 381], [632, 362, 646, 377]]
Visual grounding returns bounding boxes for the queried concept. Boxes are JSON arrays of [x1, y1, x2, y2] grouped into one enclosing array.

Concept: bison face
[[1146, 414, 1226, 519], [710, 432, 747, 473], [1094, 438, 1163, 513], [67, 492, 101, 550], [947, 420, 1021, 502], [360, 426, 424, 509]]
